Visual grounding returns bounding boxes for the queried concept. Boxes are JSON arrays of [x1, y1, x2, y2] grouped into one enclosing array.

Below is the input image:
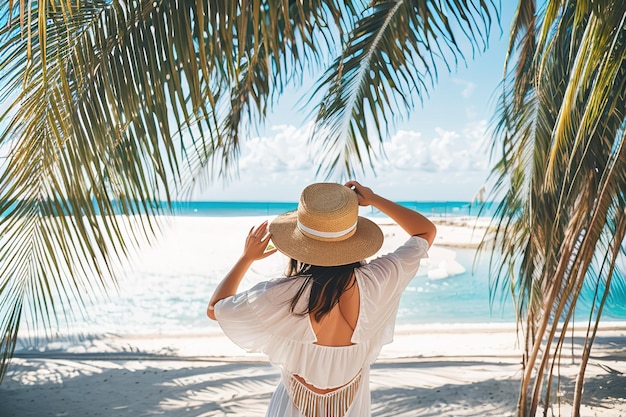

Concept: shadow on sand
[[1, 334, 624, 417]]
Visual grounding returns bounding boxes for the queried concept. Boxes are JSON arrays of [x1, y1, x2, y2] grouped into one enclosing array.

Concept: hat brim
[[269, 211, 384, 266]]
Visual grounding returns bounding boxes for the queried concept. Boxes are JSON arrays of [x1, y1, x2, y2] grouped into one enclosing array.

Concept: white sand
[[2, 325, 625, 416], [2, 216, 626, 416]]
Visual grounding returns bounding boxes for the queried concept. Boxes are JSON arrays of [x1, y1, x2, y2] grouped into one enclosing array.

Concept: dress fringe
[[285, 370, 362, 417]]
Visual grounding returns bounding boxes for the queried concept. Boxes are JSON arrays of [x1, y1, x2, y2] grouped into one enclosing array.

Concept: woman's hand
[[241, 220, 277, 262], [347, 180, 436, 246], [207, 220, 277, 320], [345, 180, 378, 207]]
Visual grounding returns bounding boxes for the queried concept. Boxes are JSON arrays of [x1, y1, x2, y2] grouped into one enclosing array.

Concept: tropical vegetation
[[0, 1, 624, 416], [485, 1, 626, 416]]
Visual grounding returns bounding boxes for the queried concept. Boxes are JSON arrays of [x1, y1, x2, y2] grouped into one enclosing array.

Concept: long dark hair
[[286, 259, 361, 322]]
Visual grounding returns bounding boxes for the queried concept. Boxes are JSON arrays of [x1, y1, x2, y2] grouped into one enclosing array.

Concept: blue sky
[[0, 3, 519, 204], [194, 3, 518, 202]]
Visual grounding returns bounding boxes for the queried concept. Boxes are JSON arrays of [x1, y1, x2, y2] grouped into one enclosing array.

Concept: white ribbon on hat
[[297, 220, 357, 239]]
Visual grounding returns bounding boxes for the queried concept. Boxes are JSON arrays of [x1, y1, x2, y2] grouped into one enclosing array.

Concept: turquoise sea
[[166, 200, 625, 323], [162, 200, 493, 218], [15, 201, 626, 344]]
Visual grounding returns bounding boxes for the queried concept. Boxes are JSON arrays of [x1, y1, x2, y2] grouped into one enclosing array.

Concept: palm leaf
[[486, 1, 626, 415], [310, 0, 498, 178], [0, 0, 389, 381]]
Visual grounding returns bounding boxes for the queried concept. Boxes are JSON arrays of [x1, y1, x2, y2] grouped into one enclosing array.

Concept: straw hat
[[269, 183, 383, 266]]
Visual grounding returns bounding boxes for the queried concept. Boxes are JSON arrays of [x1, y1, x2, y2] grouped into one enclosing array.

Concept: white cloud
[[375, 120, 490, 174], [239, 123, 314, 175], [192, 119, 493, 201], [451, 78, 476, 99], [464, 105, 479, 120], [191, 123, 319, 200]]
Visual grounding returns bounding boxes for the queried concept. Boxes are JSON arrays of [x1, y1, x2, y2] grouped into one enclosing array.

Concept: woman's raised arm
[[207, 220, 277, 320], [345, 181, 437, 247]]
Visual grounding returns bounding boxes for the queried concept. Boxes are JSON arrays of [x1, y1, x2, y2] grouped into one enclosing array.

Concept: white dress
[[214, 236, 429, 417]]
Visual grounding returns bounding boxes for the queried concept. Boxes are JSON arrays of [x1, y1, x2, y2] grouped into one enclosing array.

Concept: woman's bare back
[[296, 276, 360, 394]]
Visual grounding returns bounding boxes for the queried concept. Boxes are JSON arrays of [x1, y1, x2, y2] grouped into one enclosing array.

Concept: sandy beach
[[1, 217, 625, 416], [2, 325, 625, 416]]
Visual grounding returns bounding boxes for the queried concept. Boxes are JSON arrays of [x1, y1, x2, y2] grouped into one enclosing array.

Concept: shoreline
[[14, 321, 626, 360], [12, 214, 510, 341], [156, 213, 494, 248]]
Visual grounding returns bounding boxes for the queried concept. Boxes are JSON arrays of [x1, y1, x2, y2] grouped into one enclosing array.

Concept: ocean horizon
[[157, 200, 496, 218], [1, 199, 496, 218]]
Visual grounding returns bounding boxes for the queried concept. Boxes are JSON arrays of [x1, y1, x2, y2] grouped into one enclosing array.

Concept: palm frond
[[0, 0, 383, 381], [310, 0, 498, 178], [179, 0, 355, 189], [486, 1, 626, 415]]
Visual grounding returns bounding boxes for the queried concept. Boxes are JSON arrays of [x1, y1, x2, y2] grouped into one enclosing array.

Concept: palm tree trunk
[[522, 202, 591, 417], [573, 214, 626, 416]]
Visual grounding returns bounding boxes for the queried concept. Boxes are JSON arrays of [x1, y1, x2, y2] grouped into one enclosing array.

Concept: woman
[[207, 181, 436, 417]]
